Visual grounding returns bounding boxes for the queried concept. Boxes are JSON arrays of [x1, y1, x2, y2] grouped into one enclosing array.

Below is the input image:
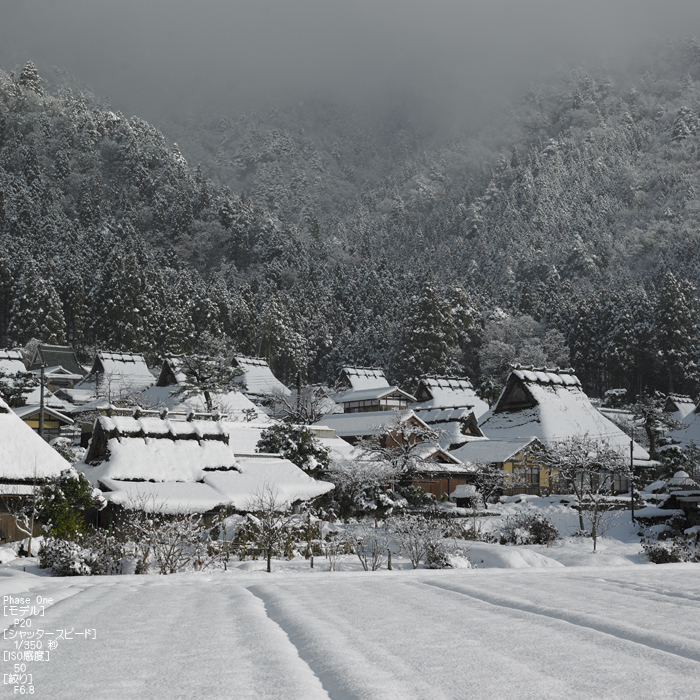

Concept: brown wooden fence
[[0, 513, 41, 544]]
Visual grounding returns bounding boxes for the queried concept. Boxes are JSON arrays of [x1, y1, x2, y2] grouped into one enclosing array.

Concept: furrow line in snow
[[244, 587, 335, 700], [246, 583, 443, 700], [419, 579, 700, 664], [588, 577, 700, 606]]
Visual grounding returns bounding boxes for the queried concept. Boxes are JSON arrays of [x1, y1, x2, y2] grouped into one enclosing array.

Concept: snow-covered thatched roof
[[137, 384, 269, 422], [338, 367, 390, 391], [155, 356, 188, 387], [232, 356, 290, 397], [412, 376, 489, 418], [329, 367, 415, 407], [75, 351, 155, 398], [78, 414, 333, 514], [664, 394, 696, 421], [667, 412, 700, 449], [0, 396, 70, 480], [0, 349, 26, 374], [479, 366, 650, 463], [96, 456, 333, 515]]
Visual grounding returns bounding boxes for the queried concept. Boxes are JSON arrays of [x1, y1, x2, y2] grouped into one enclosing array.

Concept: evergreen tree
[[17, 61, 43, 96], [7, 261, 65, 345], [654, 272, 700, 394]]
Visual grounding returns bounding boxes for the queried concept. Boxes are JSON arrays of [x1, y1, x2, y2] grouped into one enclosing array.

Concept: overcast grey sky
[[2, 1, 700, 125]]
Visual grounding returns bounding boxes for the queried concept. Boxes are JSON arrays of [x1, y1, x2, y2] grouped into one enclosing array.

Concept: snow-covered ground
[[2, 555, 699, 699]]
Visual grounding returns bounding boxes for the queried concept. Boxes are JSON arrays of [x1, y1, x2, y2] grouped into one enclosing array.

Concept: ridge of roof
[[510, 365, 581, 387]]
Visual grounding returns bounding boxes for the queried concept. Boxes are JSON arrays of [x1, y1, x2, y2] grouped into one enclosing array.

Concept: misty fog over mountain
[[3, 1, 699, 127]]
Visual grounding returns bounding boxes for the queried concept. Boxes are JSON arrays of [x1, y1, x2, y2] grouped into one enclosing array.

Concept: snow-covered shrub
[[424, 540, 451, 568], [39, 530, 125, 576], [499, 513, 559, 546], [323, 530, 353, 571], [450, 516, 496, 542], [49, 437, 86, 465], [642, 537, 700, 564], [256, 423, 330, 474], [398, 485, 436, 508], [390, 514, 449, 568]]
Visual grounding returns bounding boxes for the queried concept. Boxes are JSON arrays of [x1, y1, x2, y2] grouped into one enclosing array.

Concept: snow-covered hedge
[[39, 531, 126, 576], [499, 513, 559, 546], [642, 536, 700, 564]]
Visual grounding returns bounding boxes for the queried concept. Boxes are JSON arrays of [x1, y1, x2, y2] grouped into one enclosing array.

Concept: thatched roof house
[[412, 376, 489, 418], [479, 366, 651, 466], [78, 413, 333, 517]]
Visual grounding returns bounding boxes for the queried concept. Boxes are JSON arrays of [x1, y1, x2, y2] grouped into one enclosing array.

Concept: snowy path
[[2, 565, 700, 699]]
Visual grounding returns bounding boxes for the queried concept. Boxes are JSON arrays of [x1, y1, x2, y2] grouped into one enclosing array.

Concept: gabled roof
[[75, 351, 155, 397], [337, 367, 390, 391], [411, 442, 462, 465], [664, 394, 696, 420], [29, 345, 85, 376], [36, 366, 84, 381], [0, 349, 26, 374], [412, 407, 485, 450], [155, 357, 188, 387], [413, 376, 489, 417], [13, 405, 74, 425], [333, 385, 416, 405], [450, 437, 542, 466], [480, 366, 650, 462], [0, 396, 70, 480], [231, 356, 290, 397], [312, 409, 428, 439]]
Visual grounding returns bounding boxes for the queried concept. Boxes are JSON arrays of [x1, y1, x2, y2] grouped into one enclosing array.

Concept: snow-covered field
[[2, 556, 700, 699]]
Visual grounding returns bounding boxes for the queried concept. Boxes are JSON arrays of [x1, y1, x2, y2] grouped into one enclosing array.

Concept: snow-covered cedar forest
[[3, 39, 700, 397]]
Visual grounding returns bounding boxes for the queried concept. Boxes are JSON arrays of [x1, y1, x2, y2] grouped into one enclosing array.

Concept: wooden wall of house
[[411, 476, 469, 501], [502, 450, 549, 495]]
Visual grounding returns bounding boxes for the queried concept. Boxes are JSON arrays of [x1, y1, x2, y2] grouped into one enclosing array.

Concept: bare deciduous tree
[[270, 385, 336, 425], [244, 486, 296, 573], [354, 522, 389, 571], [544, 436, 631, 551]]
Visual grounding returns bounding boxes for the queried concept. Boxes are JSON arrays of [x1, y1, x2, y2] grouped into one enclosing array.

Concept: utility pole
[[38, 363, 45, 441], [296, 371, 302, 417], [630, 438, 635, 524]]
